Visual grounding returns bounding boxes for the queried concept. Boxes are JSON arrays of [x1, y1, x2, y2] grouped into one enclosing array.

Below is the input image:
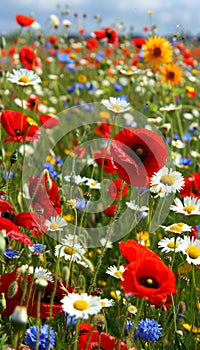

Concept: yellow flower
[[183, 323, 200, 333], [162, 63, 183, 86], [110, 290, 121, 300], [27, 117, 38, 126], [63, 214, 74, 222], [136, 231, 150, 247], [143, 36, 173, 67], [77, 74, 87, 84], [147, 10, 153, 14]]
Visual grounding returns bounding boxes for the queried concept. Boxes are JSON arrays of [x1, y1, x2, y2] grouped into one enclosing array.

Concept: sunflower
[[143, 36, 173, 67], [162, 63, 183, 85]]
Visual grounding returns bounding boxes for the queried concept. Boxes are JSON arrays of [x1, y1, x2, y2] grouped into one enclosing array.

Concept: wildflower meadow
[[1, 7, 200, 350]]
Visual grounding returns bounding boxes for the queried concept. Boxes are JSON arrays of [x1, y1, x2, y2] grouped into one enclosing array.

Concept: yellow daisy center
[[27, 117, 38, 126], [183, 205, 195, 214], [73, 299, 89, 311], [18, 76, 31, 83], [64, 246, 75, 255], [101, 301, 106, 307], [111, 104, 122, 112], [186, 246, 200, 259], [167, 241, 178, 249], [160, 174, 175, 185], [170, 223, 184, 232], [49, 223, 60, 230], [114, 270, 123, 278], [128, 305, 137, 313], [90, 181, 97, 187]]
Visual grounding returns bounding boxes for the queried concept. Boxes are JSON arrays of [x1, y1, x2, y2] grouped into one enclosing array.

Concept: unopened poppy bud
[[8, 281, 18, 299], [0, 230, 6, 253], [35, 277, 48, 290], [0, 36, 6, 49], [62, 266, 70, 284], [44, 169, 52, 190], [10, 306, 27, 330], [0, 293, 6, 313], [10, 150, 18, 165], [78, 274, 86, 292]]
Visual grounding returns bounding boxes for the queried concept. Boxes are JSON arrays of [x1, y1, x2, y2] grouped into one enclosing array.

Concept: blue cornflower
[[124, 319, 133, 335], [29, 244, 44, 254], [25, 324, 55, 350], [134, 318, 162, 343], [114, 83, 122, 91], [4, 249, 19, 259], [66, 315, 77, 327], [76, 198, 91, 211]]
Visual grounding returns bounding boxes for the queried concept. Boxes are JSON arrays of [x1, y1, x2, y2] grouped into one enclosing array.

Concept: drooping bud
[[10, 150, 18, 165], [7, 281, 18, 299], [35, 277, 48, 291], [0, 230, 6, 254], [10, 306, 27, 331], [0, 293, 6, 313]]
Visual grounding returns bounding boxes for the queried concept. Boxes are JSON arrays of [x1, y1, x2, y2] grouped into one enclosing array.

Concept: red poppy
[[110, 127, 168, 187], [46, 36, 58, 45], [108, 180, 128, 200], [29, 172, 61, 218], [78, 325, 128, 350], [15, 14, 35, 27], [14, 212, 47, 237], [19, 46, 41, 71], [0, 268, 65, 317], [104, 204, 118, 217], [39, 114, 60, 128], [0, 198, 13, 213], [93, 147, 117, 175], [27, 94, 41, 112], [92, 27, 119, 47], [119, 239, 160, 263], [190, 225, 200, 240], [94, 121, 113, 138], [86, 38, 99, 50], [1, 110, 40, 143], [132, 37, 146, 49], [120, 258, 176, 307], [0, 217, 33, 246], [180, 172, 200, 199]]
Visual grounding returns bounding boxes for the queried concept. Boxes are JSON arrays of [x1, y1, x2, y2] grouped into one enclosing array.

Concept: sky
[[1, 0, 200, 37]]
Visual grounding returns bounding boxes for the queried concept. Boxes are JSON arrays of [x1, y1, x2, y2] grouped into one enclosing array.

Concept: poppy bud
[[0, 293, 6, 313], [10, 150, 18, 165], [10, 306, 27, 331], [35, 277, 48, 291], [0, 230, 6, 254], [8, 281, 18, 299], [0, 36, 6, 49]]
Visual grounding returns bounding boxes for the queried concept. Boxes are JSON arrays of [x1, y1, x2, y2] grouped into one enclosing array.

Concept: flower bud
[[10, 306, 27, 331], [10, 150, 18, 165], [8, 281, 18, 299], [62, 266, 70, 284], [0, 230, 6, 254], [0, 293, 6, 313], [35, 277, 48, 291]]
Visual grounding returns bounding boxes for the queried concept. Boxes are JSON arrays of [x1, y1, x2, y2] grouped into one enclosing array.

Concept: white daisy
[[61, 293, 102, 319], [86, 178, 101, 189], [100, 238, 113, 248], [34, 267, 54, 282], [178, 236, 200, 265], [126, 200, 149, 213], [101, 97, 131, 114], [128, 304, 137, 315], [160, 222, 192, 235], [150, 166, 185, 197], [160, 104, 182, 112], [45, 216, 67, 231], [171, 140, 185, 149], [55, 236, 85, 262], [106, 265, 126, 279], [7, 68, 41, 86], [49, 14, 60, 28], [64, 174, 88, 185], [158, 237, 183, 253], [170, 196, 200, 216], [100, 298, 114, 308]]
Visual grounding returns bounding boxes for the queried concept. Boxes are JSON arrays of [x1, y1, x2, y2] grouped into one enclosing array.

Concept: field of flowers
[[1, 9, 200, 350]]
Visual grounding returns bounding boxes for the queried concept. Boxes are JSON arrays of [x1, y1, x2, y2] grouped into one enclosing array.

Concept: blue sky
[[1, 0, 200, 37]]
